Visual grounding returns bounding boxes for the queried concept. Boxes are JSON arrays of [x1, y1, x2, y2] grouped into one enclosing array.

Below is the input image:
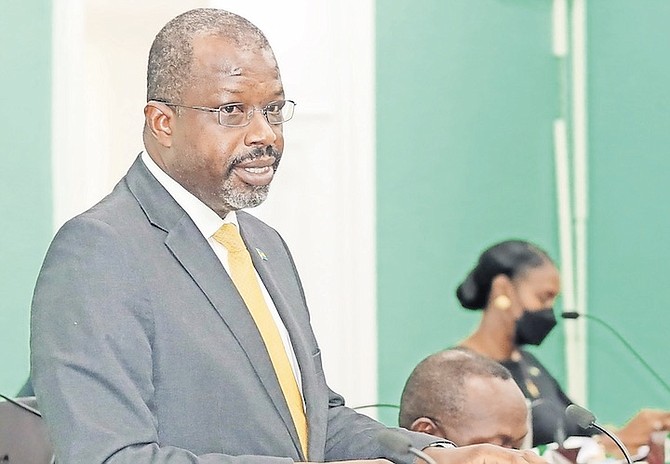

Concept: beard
[[221, 183, 270, 209], [219, 145, 281, 210]]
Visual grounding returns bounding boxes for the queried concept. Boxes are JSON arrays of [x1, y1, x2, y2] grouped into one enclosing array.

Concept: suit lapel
[[239, 218, 326, 459], [167, 219, 304, 458], [126, 157, 303, 458]]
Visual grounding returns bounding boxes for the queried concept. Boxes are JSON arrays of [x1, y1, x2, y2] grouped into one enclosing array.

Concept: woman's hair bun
[[455, 239, 552, 311], [456, 269, 487, 310]]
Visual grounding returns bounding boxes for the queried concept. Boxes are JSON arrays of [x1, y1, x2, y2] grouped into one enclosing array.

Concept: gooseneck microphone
[[561, 312, 670, 395], [565, 404, 632, 464], [377, 429, 438, 464]]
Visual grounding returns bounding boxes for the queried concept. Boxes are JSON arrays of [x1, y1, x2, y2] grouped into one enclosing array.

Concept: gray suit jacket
[[31, 157, 436, 463]]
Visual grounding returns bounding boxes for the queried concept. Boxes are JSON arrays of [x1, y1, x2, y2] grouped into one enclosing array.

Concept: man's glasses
[[157, 99, 296, 128]]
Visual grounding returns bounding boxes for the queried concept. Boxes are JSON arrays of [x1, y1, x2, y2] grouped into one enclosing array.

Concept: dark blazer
[[31, 156, 434, 463]]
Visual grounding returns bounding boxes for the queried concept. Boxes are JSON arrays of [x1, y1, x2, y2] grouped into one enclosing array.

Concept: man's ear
[[144, 101, 174, 147], [410, 417, 441, 437]]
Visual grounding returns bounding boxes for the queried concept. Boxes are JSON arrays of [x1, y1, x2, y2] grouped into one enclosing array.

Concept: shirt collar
[[141, 151, 237, 238]]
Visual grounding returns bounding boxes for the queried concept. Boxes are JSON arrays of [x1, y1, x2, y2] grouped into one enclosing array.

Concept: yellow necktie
[[213, 223, 308, 457]]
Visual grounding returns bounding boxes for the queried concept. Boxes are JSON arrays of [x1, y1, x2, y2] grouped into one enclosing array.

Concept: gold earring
[[493, 295, 511, 310]]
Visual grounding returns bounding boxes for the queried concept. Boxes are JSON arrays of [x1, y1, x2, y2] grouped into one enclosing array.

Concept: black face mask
[[514, 307, 557, 346]]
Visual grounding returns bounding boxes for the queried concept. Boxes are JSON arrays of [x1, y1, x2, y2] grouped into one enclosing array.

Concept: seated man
[[399, 348, 530, 449]]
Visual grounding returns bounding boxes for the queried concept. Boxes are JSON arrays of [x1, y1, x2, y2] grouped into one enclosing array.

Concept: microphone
[[377, 429, 438, 464], [561, 312, 670, 395], [565, 404, 633, 464]]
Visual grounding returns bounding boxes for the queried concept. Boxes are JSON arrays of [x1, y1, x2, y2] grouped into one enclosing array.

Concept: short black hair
[[399, 348, 512, 429], [455, 240, 552, 310]]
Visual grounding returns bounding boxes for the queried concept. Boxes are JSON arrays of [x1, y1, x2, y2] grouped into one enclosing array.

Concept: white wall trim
[[51, 0, 86, 231], [568, 0, 589, 407]]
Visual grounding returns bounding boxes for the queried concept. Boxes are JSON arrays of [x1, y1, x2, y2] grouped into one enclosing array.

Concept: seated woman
[[454, 239, 670, 452]]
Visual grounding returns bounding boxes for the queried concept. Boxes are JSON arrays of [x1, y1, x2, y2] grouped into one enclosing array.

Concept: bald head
[[399, 349, 529, 448], [147, 8, 275, 103]]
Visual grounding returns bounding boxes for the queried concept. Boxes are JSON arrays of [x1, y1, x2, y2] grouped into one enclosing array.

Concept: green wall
[[0, 1, 52, 395], [587, 0, 670, 424], [376, 0, 562, 425], [376, 0, 669, 427]]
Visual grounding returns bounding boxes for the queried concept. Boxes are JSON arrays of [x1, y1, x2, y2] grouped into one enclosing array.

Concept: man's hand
[[423, 443, 547, 464]]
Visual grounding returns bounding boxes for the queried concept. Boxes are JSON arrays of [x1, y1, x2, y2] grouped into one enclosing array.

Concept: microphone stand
[[562, 312, 670, 395], [590, 422, 633, 464], [566, 404, 633, 464]]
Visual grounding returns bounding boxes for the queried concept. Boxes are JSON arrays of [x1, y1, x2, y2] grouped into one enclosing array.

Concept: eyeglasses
[[157, 99, 296, 128]]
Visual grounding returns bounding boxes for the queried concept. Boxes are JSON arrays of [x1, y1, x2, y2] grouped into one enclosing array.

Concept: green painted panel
[[587, 0, 670, 425], [0, 1, 52, 395], [376, 0, 561, 425]]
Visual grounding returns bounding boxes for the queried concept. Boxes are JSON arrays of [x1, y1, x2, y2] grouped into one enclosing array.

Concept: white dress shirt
[[141, 151, 304, 397]]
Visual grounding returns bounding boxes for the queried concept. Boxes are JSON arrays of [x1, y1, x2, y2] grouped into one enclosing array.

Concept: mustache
[[230, 146, 281, 166]]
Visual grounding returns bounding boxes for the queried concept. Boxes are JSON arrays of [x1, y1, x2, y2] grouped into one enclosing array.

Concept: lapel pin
[[255, 247, 268, 261]]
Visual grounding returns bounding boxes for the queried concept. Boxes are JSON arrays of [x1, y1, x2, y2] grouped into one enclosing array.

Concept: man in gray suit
[[30, 8, 547, 464]]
